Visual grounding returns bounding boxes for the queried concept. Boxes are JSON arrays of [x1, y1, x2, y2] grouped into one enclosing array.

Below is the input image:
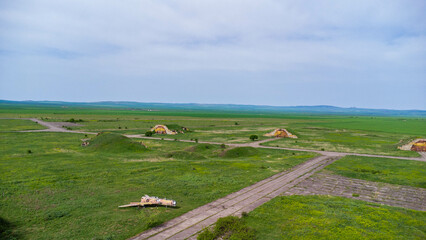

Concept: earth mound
[[88, 132, 147, 152], [185, 143, 219, 152], [151, 124, 190, 135], [164, 151, 206, 160], [220, 147, 259, 158], [411, 140, 426, 152], [264, 128, 297, 138], [398, 139, 426, 152]]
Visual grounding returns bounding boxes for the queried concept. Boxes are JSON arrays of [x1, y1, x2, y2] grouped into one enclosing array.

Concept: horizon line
[[1, 99, 425, 112]]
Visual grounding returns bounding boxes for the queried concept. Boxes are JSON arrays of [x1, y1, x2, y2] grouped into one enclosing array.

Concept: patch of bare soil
[[399, 139, 426, 151], [285, 172, 426, 211]]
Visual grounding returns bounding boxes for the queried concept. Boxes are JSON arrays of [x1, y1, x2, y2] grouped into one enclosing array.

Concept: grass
[[1, 105, 425, 239], [261, 126, 421, 157], [219, 147, 259, 158], [197, 216, 255, 240], [1, 105, 424, 156], [87, 132, 148, 153], [0, 132, 315, 239], [0, 119, 47, 131], [243, 195, 425, 240], [324, 156, 426, 188]]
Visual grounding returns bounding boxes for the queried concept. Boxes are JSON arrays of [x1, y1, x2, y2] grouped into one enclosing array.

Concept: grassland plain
[[1, 105, 423, 156], [242, 195, 425, 240], [0, 131, 315, 239], [70, 116, 424, 156], [0, 119, 47, 131], [1, 105, 425, 239], [323, 156, 426, 188], [261, 125, 422, 157]]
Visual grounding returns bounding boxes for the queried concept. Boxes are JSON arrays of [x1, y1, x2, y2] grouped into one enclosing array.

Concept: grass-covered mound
[[87, 132, 147, 153], [220, 147, 259, 158], [164, 151, 206, 160], [185, 143, 221, 152], [166, 124, 190, 132]]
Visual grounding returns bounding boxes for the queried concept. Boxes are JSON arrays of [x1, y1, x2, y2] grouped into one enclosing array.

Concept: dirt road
[[127, 134, 426, 162], [1, 118, 95, 134], [4, 118, 424, 161]]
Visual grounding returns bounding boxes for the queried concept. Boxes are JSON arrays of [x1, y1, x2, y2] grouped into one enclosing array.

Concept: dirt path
[[10, 118, 425, 162], [127, 135, 426, 162], [130, 154, 340, 240], [1, 118, 96, 135]]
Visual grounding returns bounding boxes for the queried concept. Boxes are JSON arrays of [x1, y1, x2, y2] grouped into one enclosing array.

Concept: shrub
[[27, 150, 32, 154], [65, 118, 83, 123], [197, 228, 215, 240], [145, 131, 153, 137], [249, 135, 258, 141], [220, 144, 226, 149]]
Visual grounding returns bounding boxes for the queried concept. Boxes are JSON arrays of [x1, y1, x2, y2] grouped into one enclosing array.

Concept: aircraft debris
[[119, 195, 177, 208]]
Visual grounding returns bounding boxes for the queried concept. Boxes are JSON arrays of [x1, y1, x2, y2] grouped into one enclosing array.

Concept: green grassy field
[[1, 104, 425, 239], [2, 109, 423, 156], [0, 131, 315, 239], [243, 195, 425, 240], [0, 119, 47, 131], [323, 156, 426, 188], [261, 125, 421, 157]]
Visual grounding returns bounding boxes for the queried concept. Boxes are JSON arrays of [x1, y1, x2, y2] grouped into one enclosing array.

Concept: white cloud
[[0, 0, 425, 109]]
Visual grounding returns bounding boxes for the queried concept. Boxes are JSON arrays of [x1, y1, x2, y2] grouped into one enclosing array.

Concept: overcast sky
[[0, 0, 425, 110]]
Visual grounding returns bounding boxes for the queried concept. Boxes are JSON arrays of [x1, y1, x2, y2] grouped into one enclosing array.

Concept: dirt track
[[127, 134, 426, 162], [1, 118, 95, 134], [8, 118, 424, 162]]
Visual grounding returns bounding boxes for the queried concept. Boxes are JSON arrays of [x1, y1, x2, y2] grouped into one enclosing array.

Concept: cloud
[[0, 0, 425, 109]]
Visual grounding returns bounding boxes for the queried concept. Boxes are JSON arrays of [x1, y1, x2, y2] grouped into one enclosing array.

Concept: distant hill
[[0, 100, 425, 117]]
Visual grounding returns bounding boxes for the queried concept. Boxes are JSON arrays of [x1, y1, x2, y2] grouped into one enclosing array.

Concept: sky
[[0, 0, 425, 110]]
